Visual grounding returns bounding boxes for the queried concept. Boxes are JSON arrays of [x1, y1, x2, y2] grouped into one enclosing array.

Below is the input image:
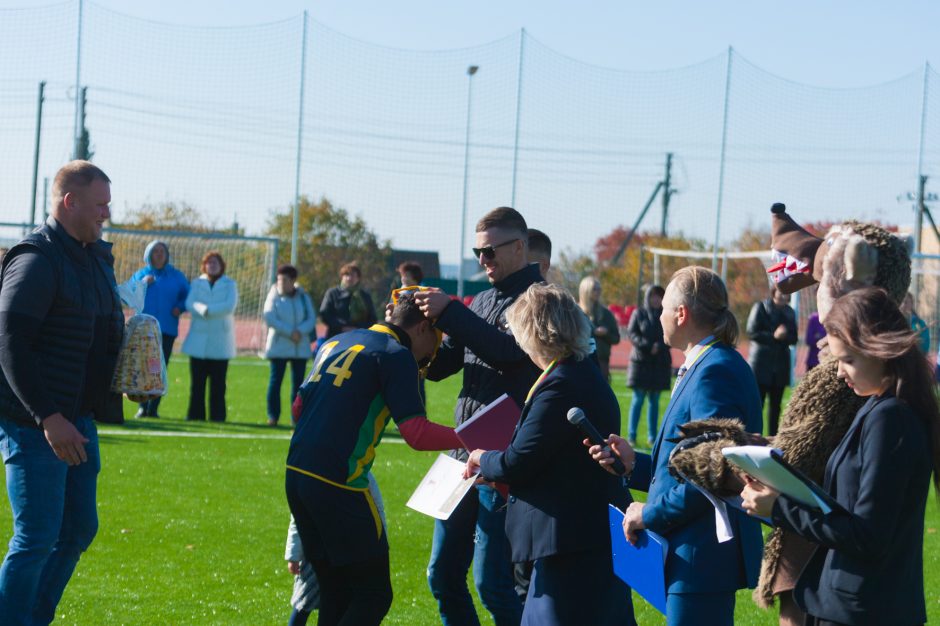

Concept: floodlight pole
[[457, 65, 479, 299]]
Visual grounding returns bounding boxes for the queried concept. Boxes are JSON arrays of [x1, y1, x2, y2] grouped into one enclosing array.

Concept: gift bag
[[111, 279, 168, 402]]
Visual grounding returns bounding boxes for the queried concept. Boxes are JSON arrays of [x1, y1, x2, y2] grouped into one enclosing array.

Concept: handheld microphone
[[567, 407, 626, 476]]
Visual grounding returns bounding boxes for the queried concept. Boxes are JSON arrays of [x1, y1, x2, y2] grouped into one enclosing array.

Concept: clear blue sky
[[2, 0, 939, 266], [16, 0, 936, 86]]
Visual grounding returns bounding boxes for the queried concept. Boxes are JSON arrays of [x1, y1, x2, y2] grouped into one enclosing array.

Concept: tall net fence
[[0, 222, 277, 355], [2, 1, 939, 330]]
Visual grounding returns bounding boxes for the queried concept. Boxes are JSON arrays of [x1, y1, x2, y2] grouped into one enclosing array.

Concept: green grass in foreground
[[0, 357, 937, 624]]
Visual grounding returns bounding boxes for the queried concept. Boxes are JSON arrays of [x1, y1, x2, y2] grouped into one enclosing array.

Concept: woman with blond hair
[[578, 276, 620, 381], [464, 283, 634, 626], [741, 287, 939, 625]]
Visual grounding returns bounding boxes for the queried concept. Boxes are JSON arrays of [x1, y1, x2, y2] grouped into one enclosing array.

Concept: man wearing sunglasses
[[415, 206, 543, 626]]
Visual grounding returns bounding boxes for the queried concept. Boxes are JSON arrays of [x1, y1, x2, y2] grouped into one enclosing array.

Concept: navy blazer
[[479, 356, 631, 563], [773, 394, 931, 625], [629, 342, 764, 594]]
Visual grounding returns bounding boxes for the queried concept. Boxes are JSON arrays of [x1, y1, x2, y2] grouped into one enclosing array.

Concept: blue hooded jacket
[[131, 240, 190, 337]]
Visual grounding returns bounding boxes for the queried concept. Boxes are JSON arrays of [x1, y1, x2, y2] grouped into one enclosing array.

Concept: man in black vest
[[0, 160, 124, 625], [416, 207, 542, 626]]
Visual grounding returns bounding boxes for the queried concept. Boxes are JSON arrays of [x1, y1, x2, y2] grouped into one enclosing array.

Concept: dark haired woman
[[741, 287, 939, 626]]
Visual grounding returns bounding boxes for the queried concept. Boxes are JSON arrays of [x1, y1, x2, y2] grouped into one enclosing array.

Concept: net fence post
[[712, 46, 733, 272], [511, 28, 525, 209], [291, 10, 309, 267]]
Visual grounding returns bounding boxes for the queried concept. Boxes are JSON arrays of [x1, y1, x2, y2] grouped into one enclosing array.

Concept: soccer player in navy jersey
[[285, 293, 461, 626]]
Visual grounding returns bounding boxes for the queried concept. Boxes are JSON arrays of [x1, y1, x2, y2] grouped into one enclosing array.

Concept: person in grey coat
[[746, 286, 797, 435], [626, 284, 671, 447], [264, 264, 316, 426]]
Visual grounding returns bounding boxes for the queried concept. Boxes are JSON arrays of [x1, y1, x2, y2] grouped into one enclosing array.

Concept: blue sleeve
[[627, 452, 653, 492], [175, 270, 189, 311], [131, 266, 149, 282], [643, 361, 760, 533]]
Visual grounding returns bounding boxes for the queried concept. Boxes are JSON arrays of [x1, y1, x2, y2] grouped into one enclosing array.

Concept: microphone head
[[566, 407, 586, 425]]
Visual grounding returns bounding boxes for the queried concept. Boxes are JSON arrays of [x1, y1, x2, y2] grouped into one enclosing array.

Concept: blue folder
[[608, 504, 668, 615]]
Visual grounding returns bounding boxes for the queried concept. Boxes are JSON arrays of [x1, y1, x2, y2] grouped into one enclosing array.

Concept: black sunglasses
[[472, 238, 519, 260]]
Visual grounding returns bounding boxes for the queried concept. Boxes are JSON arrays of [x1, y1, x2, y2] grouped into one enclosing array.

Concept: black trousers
[[187, 357, 229, 421], [758, 384, 786, 436]]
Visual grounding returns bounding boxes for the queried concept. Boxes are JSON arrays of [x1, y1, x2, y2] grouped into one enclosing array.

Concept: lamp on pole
[[457, 65, 479, 299]]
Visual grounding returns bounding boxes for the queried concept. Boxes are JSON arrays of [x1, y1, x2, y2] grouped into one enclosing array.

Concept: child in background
[[284, 473, 386, 626]]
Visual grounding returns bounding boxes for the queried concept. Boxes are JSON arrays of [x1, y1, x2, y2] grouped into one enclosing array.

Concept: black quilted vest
[[0, 219, 124, 426]]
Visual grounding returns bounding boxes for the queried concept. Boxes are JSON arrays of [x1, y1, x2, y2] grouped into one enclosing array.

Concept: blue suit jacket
[[629, 342, 764, 594]]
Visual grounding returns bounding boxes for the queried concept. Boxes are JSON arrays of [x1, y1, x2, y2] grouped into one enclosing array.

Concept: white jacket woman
[[263, 284, 316, 360], [182, 272, 238, 359]]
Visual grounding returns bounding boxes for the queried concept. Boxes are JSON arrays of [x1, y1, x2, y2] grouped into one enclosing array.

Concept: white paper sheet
[[722, 446, 833, 513], [406, 454, 479, 520]]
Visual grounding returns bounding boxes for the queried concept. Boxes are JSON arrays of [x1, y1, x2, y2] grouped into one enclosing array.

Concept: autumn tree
[[112, 201, 224, 234], [266, 196, 392, 313]]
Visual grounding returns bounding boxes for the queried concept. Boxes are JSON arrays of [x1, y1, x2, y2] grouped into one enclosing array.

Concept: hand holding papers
[[408, 395, 521, 520], [723, 445, 838, 513], [406, 454, 479, 520]]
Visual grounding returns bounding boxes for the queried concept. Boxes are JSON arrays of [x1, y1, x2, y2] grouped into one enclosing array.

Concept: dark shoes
[[135, 407, 159, 419]]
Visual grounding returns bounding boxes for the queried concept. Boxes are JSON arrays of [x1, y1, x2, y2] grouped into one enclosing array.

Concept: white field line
[[98, 429, 406, 443]]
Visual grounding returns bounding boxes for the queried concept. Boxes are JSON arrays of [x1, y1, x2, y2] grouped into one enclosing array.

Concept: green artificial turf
[[0, 357, 937, 624]]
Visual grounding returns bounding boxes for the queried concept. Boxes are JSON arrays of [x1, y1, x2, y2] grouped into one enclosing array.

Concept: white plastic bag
[[111, 278, 168, 401]]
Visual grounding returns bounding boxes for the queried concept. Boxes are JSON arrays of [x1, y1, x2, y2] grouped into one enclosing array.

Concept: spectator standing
[[319, 262, 376, 339], [0, 161, 124, 624], [746, 286, 798, 436], [264, 264, 316, 427], [415, 207, 541, 626], [182, 251, 238, 422], [578, 276, 621, 381], [131, 240, 189, 418], [804, 311, 826, 371], [626, 284, 670, 447]]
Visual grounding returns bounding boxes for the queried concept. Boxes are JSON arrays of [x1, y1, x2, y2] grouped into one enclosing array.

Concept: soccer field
[[0, 356, 937, 624]]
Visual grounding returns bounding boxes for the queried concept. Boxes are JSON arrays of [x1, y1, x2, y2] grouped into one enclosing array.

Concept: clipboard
[[722, 446, 839, 513], [608, 504, 668, 615]]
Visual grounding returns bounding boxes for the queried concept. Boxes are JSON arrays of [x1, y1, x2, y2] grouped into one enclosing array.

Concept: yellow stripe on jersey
[[286, 465, 369, 492]]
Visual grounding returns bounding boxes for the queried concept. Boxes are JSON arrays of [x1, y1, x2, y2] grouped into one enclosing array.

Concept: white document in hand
[[722, 446, 832, 513], [406, 454, 479, 520]]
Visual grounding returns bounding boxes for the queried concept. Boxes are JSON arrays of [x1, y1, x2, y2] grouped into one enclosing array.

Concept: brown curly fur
[[668, 418, 752, 495]]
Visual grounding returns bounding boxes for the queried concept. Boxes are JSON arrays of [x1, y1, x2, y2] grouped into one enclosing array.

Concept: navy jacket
[[773, 394, 931, 625], [630, 342, 764, 593], [479, 356, 631, 562], [427, 263, 542, 459]]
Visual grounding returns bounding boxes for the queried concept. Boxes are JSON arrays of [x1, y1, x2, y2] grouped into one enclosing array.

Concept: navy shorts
[[286, 470, 387, 567]]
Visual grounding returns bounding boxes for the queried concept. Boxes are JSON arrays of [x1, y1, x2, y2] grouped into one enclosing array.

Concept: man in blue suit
[[594, 266, 763, 626]]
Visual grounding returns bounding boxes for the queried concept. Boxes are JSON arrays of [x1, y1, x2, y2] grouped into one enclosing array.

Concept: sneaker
[[627, 438, 637, 448], [134, 407, 147, 419], [267, 418, 278, 427]]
